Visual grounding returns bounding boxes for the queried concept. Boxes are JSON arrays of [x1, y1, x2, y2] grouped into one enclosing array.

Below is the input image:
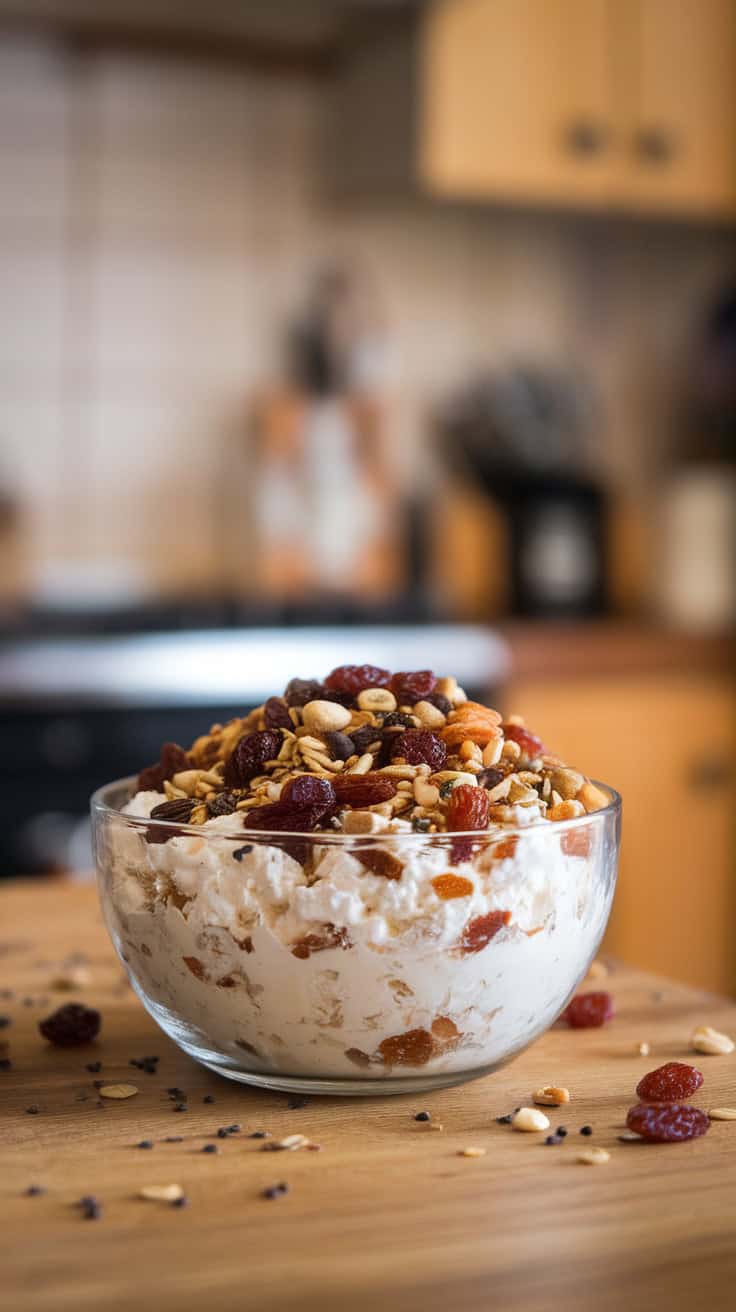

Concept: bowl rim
[[90, 775, 622, 845]]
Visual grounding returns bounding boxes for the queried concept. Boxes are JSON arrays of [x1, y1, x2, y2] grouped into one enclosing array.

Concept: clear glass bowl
[[91, 777, 620, 1096]]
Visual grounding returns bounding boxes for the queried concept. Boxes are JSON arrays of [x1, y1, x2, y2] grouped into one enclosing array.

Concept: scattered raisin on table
[[626, 1103, 710, 1142], [636, 1062, 704, 1103], [563, 992, 614, 1029], [39, 1003, 101, 1047]]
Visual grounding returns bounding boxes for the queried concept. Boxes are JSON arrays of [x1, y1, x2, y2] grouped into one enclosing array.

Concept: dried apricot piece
[[563, 991, 614, 1028], [378, 1028, 434, 1067], [493, 836, 518, 861], [432, 873, 474, 900], [636, 1062, 704, 1103], [459, 910, 511, 954], [561, 827, 592, 858], [626, 1103, 710, 1142]]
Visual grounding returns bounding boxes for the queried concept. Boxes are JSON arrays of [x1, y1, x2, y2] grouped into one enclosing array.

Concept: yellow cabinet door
[[419, 0, 617, 206], [620, 0, 736, 217], [504, 675, 736, 995]]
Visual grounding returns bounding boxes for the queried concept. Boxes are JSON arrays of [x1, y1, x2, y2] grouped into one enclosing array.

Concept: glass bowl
[[91, 777, 620, 1096]]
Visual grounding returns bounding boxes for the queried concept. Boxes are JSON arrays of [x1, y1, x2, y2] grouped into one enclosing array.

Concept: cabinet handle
[[564, 120, 610, 157], [634, 127, 677, 165]]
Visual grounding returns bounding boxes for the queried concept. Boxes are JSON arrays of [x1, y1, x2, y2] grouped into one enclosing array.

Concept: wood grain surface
[[2, 882, 736, 1312]]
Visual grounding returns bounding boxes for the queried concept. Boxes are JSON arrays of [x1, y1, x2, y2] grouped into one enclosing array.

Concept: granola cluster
[[136, 665, 608, 837]]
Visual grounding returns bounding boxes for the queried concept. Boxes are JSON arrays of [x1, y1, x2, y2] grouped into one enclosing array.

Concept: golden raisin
[[432, 873, 474, 900]]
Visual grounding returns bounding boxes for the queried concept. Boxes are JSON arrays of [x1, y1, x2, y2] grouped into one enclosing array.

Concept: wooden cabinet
[[419, 0, 616, 207], [503, 673, 736, 995], [417, 0, 736, 218]]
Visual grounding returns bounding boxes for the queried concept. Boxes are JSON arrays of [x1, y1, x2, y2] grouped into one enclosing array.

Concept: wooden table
[[2, 883, 735, 1312]]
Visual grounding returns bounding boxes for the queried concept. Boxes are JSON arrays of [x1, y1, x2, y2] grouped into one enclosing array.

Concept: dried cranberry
[[244, 803, 317, 833], [459, 910, 511, 954], [39, 1003, 101, 1047], [137, 742, 189, 791], [445, 784, 491, 832], [391, 670, 437, 705], [563, 991, 614, 1028], [422, 691, 452, 716], [636, 1062, 704, 1103], [323, 731, 356, 761], [333, 774, 397, 807], [263, 697, 292, 731], [284, 678, 326, 708], [390, 729, 447, 770], [281, 775, 336, 812], [325, 665, 392, 694], [224, 730, 281, 788], [626, 1103, 710, 1143], [502, 722, 545, 759], [349, 725, 382, 755]]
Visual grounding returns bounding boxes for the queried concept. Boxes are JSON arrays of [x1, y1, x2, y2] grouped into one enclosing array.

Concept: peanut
[[413, 700, 447, 728], [301, 700, 352, 734], [578, 781, 610, 813], [691, 1025, 735, 1055]]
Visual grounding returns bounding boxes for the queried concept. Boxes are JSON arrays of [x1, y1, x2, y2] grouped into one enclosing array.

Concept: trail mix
[[136, 665, 609, 837]]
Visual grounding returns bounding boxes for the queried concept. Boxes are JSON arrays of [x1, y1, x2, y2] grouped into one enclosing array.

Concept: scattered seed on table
[[556, 1127, 568, 1137], [25, 1185, 46, 1196], [137, 1140, 154, 1150], [545, 1135, 561, 1146], [140, 1184, 184, 1202], [495, 1114, 513, 1125], [414, 1111, 431, 1122], [226, 1124, 241, 1134], [78, 1195, 102, 1220], [618, 1131, 644, 1142], [86, 1061, 102, 1073], [203, 1095, 215, 1104], [262, 1182, 289, 1200], [0, 1059, 12, 1070], [173, 1103, 188, 1113], [0, 1016, 10, 1028], [458, 1147, 486, 1158], [167, 1087, 186, 1099], [580, 1125, 593, 1136], [249, 1131, 269, 1139], [287, 1097, 309, 1110], [26, 1105, 40, 1115], [171, 1195, 189, 1208], [202, 1144, 217, 1154], [164, 1136, 184, 1143], [578, 1148, 610, 1165], [709, 1108, 736, 1121]]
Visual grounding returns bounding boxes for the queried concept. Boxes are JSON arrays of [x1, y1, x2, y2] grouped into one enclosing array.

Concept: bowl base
[[199, 1057, 501, 1096]]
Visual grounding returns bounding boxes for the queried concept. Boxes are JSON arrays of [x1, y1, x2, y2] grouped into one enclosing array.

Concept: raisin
[[390, 729, 447, 770], [39, 1003, 101, 1047], [138, 742, 189, 791], [432, 873, 474, 900], [358, 849, 404, 880], [391, 670, 437, 705], [224, 730, 281, 788], [476, 767, 505, 790], [563, 991, 614, 1028], [291, 925, 352, 959], [502, 723, 545, 759], [349, 724, 382, 755], [459, 910, 511, 954], [281, 775, 337, 813], [263, 697, 292, 731], [636, 1062, 704, 1103], [423, 692, 452, 716], [206, 792, 238, 818], [325, 664, 392, 694], [381, 711, 417, 730], [284, 678, 326, 707], [243, 803, 313, 833], [183, 957, 206, 980], [446, 784, 491, 832], [378, 1028, 434, 1067], [323, 731, 355, 761], [333, 774, 397, 807], [626, 1103, 710, 1142]]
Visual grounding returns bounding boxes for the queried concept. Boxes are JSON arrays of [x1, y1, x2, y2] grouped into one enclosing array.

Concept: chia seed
[[414, 1112, 431, 1122], [262, 1182, 289, 1200], [580, 1125, 593, 1136], [26, 1105, 40, 1115], [203, 1095, 215, 1104], [25, 1185, 46, 1196], [137, 1140, 154, 1150], [86, 1061, 102, 1073], [202, 1144, 217, 1154]]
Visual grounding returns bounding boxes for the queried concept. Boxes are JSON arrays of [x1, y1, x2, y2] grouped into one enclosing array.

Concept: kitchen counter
[[2, 882, 736, 1312]]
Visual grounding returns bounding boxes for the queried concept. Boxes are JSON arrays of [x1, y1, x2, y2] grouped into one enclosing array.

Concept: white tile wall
[[1, 35, 734, 599]]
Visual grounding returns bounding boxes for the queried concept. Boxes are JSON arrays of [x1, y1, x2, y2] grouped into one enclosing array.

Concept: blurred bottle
[[246, 267, 406, 613], [657, 285, 736, 630]]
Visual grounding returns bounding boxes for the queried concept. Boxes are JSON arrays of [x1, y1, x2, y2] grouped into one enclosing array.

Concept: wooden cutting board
[[1, 882, 735, 1312]]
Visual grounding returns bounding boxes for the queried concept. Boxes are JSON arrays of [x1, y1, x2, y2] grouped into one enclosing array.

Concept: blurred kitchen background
[[0, 0, 734, 993]]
